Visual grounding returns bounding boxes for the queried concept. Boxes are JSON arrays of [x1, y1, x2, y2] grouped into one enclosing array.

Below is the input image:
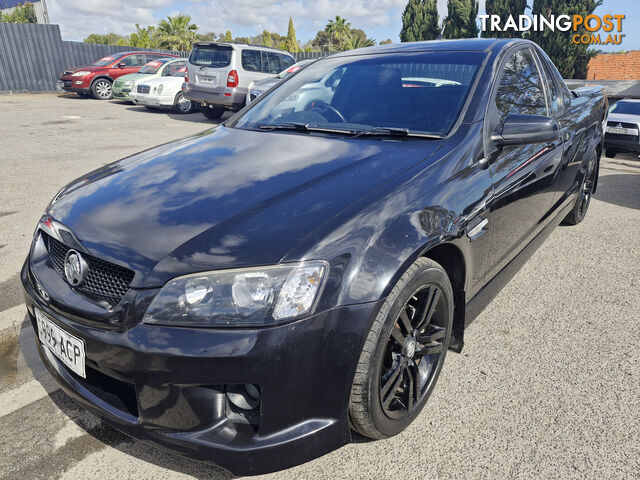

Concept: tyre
[[604, 149, 616, 158], [349, 257, 453, 439], [91, 79, 113, 100], [562, 152, 598, 225], [202, 105, 225, 120], [173, 92, 194, 114]]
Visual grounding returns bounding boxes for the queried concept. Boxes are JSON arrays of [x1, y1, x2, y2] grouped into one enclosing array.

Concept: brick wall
[[587, 51, 640, 80]]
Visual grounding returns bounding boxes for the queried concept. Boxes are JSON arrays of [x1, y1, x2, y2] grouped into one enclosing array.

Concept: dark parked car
[[23, 39, 605, 476], [246, 59, 313, 104], [58, 51, 177, 100], [603, 98, 640, 157]]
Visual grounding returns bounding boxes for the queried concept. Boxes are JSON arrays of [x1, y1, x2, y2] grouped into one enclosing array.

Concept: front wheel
[[202, 105, 225, 120], [562, 152, 598, 225], [173, 92, 195, 114], [91, 79, 112, 100], [349, 257, 453, 439], [605, 149, 616, 158]]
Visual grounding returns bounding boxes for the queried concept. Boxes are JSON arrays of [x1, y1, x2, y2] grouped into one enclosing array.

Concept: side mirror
[[492, 114, 559, 148], [117, 62, 126, 68]]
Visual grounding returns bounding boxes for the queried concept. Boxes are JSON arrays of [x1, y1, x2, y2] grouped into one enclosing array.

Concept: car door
[[483, 46, 562, 278], [110, 54, 145, 80], [241, 49, 267, 87]]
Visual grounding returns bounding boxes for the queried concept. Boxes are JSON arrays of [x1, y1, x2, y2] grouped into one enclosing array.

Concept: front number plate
[[607, 127, 628, 135], [36, 309, 86, 378]]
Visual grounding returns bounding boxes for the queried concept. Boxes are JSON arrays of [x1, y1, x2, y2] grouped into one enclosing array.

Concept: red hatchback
[[59, 51, 177, 100]]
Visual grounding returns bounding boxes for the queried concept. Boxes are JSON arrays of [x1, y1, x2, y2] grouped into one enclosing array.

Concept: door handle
[[466, 218, 489, 242]]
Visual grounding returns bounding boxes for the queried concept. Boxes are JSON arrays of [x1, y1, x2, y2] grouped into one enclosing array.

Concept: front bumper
[[112, 87, 132, 100], [59, 76, 91, 93], [604, 135, 640, 153], [22, 258, 379, 475], [131, 92, 174, 108]]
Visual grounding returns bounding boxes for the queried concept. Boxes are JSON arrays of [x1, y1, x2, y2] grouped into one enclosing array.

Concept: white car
[[130, 68, 196, 114]]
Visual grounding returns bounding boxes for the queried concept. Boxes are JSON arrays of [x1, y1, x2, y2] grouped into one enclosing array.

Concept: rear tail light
[[227, 70, 239, 88], [184, 75, 189, 83]]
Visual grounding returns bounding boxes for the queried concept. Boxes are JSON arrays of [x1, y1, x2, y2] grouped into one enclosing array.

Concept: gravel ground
[[0, 94, 639, 480]]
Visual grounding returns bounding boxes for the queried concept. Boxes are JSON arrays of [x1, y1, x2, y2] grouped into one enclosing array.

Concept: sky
[[46, 0, 640, 52]]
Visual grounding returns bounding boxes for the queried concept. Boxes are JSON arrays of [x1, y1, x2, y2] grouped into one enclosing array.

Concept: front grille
[[607, 121, 638, 129], [45, 233, 135, 303], [137, 85, 150, 94], [63, 81, 72, 88]]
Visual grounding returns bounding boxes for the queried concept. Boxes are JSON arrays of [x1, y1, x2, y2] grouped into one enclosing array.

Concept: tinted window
[[231, 51, 484, 135], [264, 52, 282, 74], [609, 101, 640, 115], [121, 54, 145, 67], [539, 57, 559, 113], [139, 59, 169, 74], [189, 45, 232, 68], [494, 48, 547, 125], [279, 54, 295, 70], [242, 50, 262, 72]]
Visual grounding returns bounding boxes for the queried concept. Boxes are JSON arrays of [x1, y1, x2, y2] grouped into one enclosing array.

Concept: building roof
[[587, 51, 640, 81], [565, 79, 640, 99]]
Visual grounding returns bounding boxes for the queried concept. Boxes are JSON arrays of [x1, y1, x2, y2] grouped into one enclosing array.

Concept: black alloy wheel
[[379, 285, 447, 420], [563, 152, 598, 225], [350, 257, 453, 439]]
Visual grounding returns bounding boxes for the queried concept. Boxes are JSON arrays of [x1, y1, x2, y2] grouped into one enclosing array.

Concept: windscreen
[[139, 60, 168, 74], [189, 45, 232, 68], [231, 51, 484, 136], [610, 101, 640, 115]]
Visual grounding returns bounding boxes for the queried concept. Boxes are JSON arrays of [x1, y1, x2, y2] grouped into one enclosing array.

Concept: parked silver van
[[184, 42, 296, 120]]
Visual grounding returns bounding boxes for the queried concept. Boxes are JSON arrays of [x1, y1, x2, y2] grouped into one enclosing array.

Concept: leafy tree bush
[[400, 0, 439, 42]]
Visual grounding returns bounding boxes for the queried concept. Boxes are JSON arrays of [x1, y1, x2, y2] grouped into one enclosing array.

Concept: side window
[[242, 50, 262, 72], [264, 52, 282, 74], [280, 55, 295, 70], [164, 61, 185, 76], [493, 48, 548, 128], [538, 57, 560, 113], [121, 54, 145, 67]]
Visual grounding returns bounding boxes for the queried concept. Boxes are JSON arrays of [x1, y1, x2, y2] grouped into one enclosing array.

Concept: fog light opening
[[226, 384, 260, 410]]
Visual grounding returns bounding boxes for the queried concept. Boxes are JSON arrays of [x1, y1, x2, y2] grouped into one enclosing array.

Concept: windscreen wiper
[[352, 126, 445, 139], [258, 123, 357, 135]]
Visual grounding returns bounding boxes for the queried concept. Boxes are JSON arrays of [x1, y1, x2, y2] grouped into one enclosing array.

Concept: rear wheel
[[91, 79, 112, 100], [173, 92, 194, 114], [349, 257, 453, 439], [563, 152, 598, 225], [202, 105, 225, 120], [605, 149, 617, 158]]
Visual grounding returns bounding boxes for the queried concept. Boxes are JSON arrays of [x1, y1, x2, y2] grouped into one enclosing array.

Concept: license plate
[[35, 309, 86, 378], [199, 75, 216, 84], [607, 127, 628, 135]]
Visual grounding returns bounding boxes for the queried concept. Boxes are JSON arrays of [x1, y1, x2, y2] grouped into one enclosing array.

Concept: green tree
[[1, 2, 37, 23], [84, 33, 128, 45], [223, 30, 233, 42], [262, 30, 273, 47], [196, 31, 216, 42], [481, 0, 527, 38], [311, 30, 333, 51], [529, 0, 602, 78], [400, 0, 440, 42], [380, 38, 393, 45], [325, 15, 351, 46], [129, 24, 157, 48], [156, 14, 198, 51], [444, 0, 479, 39], [283, 16, 299, 52], [330, 32, 375, 52]]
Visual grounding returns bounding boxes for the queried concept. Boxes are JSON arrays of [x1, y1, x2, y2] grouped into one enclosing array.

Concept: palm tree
[[157, 14, 198, 51], [325, 16, 351, 47], [330, 33, 375, 52]]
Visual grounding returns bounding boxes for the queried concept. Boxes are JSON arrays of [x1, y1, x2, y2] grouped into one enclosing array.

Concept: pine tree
[[285, 16, 299, 52], [444, 0, 479, 39], [481, 0, 527, 38], [224, 30, 232, 42], [400, 0, 440, 42], [262, 30, 273, 47], [529, 0, 602, 78]]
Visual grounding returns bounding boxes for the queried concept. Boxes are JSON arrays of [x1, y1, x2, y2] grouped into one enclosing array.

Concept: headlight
[[152, 87, 156, 93], [123, 81, 132, 88], [71, 71, 91, 77], [157, 84, 163, 94], [143, 261, 328, 327]]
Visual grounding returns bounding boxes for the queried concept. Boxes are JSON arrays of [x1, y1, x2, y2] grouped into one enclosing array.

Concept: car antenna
[[436, 23, 446, 40]]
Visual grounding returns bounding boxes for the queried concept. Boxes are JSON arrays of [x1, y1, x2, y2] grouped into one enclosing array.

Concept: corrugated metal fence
[[0, 23, 185, 92]]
